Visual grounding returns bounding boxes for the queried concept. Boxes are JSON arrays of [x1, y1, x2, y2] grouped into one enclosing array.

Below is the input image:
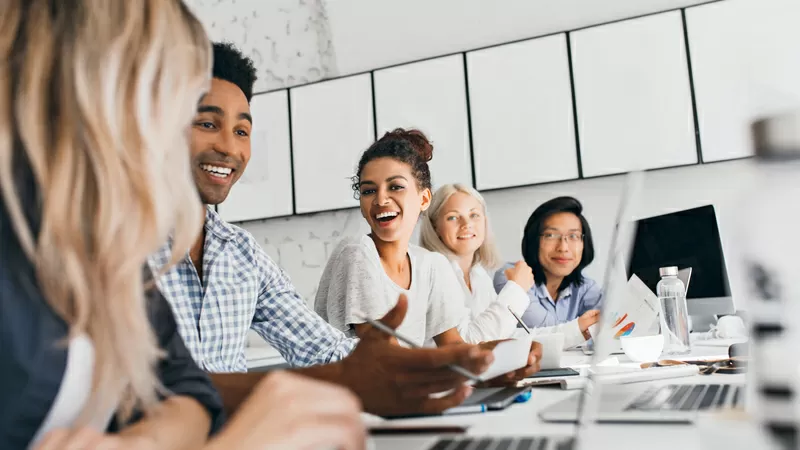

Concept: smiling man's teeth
[[201, 164, 232, 177], [376, 211, 399, 219]]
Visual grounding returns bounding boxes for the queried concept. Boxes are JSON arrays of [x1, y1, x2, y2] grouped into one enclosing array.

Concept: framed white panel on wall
[[687, 0, 800, 163], [467, 34, 578, 190], [218, 90, 293, 221], [290, 74, 374, 214], [373, 55, 472, 188], [571, 11, 697, 178]]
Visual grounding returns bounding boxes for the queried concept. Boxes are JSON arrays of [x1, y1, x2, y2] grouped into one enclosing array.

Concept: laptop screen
[[572, 171, 643, 436]]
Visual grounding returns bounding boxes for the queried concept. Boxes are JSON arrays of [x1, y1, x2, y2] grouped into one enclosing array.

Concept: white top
[[32, 335, 116, 446], [454, 262, 587, 349], [452, 262, 529, 343], [315, 235, 467, 347]]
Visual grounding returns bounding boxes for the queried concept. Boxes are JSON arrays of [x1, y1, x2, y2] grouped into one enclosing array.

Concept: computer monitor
[[627, 205, 734, 318]]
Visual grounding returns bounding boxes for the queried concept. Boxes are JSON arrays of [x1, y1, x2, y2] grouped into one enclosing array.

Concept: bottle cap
[[659, 266, 679, 277], [752, 111, 800, 161]]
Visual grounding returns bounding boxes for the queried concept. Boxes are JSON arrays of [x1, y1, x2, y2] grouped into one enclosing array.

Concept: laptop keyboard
[[626, 383, 743, 412], [427, 437, 574, 450]]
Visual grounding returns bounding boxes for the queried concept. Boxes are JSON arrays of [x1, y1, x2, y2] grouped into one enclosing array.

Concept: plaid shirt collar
[[204, 206, 237, 242]]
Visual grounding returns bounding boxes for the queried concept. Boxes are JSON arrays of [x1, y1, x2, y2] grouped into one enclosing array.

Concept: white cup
[[531, 333, 565, 370], [619, 334, 665, 363]]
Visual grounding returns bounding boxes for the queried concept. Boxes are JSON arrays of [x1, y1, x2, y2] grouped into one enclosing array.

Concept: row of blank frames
[[686, 0, 800, 163], [373, 55, 473, 189], [222, 4, 785, 221], [467, 33, 579, 191], [570, 10, 698, 178], [290, 74, 375, 214], [218, 90, 293, 222]]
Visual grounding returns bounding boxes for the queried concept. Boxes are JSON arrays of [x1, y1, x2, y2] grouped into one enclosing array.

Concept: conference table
[[368, 340, 764, 450]]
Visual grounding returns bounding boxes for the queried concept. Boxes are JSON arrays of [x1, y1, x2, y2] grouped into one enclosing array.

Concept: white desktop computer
[[626, 205, 735, 332]]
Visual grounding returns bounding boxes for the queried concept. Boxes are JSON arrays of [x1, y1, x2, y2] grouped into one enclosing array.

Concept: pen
[[508, 306, 531, 334], [354, 312, 482, 383]]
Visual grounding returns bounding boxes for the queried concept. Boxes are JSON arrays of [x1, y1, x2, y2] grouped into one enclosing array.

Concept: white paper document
[[478, 338, 531, 381], [607, 274, 660, 339]]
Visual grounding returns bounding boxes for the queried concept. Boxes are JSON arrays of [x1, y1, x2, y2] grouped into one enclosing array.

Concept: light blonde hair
[[420, 183, 501, 270], [0, 0, 210, 422]]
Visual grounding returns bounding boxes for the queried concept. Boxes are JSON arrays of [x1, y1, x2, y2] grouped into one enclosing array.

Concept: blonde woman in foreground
[[0, 1, 363, 449], [420, 184, 598, 348]]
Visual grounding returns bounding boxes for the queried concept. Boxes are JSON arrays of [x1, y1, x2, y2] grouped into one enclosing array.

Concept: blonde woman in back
[[0, 1, 363, 450], [420, 184, 596, 348]]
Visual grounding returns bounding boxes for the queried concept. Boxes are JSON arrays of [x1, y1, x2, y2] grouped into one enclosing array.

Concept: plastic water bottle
[[657, 266, 691, 355], [740, 112, 800, 449]]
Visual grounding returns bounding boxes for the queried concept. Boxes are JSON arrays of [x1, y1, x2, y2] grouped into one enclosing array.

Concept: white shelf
[[218, 90, 294, 221], [687, 0, 800, 162], [373, 55, 473, 188], [467, 34, 578, 190], [571, 11, 698, 178], [290, 74, 375, 214]]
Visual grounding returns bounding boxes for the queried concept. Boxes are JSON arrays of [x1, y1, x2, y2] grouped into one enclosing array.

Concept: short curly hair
[[212, 42, 257, 102], [351, 128, 433, 198]]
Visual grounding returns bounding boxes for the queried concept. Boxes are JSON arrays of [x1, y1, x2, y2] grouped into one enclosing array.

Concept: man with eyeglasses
[[494, 196, 602, 342]]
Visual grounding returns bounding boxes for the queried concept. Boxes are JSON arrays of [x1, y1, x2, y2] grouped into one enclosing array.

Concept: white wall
[[239, 159, 754, 308], [186, 0, 713, 92], [185, 0, 755, 306], [186, 0, 337, 92]]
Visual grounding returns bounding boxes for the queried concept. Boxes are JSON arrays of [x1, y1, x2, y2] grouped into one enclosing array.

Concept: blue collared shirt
[[493, 263, 603, 328], [148, 207, 357, 372]]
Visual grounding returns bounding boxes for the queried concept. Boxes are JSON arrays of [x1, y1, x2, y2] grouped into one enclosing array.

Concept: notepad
[[478, 338, 531, 381]]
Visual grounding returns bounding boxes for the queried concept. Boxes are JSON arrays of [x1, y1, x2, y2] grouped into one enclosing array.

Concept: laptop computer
[[539, 177, 744, 425], [421, 173, 646, 450]]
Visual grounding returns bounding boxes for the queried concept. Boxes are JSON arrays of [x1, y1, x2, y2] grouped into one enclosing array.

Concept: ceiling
[[325, 0, 719, 74]]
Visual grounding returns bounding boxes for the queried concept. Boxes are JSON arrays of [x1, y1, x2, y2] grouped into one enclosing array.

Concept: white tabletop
[[245, 345, 285, 370], [370, 342, 766, 450]]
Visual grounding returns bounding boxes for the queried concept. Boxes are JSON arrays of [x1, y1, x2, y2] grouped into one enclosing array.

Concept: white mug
[[531, 333, 565, 370]]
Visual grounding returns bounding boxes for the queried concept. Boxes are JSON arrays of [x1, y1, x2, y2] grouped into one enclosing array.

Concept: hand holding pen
[[336, 294, 494, 417], [354, 312, 483, 384]]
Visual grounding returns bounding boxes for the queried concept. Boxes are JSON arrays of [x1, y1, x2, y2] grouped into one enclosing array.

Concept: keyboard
[[593, 364, 699, 384], [626, 383, 744, 412], [428, 437, 574, 450]]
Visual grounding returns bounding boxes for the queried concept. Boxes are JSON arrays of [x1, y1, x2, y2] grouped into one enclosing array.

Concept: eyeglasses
[[540, 232, 584, 244]]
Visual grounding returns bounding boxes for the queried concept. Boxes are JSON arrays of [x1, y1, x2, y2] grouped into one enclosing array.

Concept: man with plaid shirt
[[148, 207, 355, 372], [150, 42, 519, 417]]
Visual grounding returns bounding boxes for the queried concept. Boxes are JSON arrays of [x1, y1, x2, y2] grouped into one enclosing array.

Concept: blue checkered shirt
[[148, 207, 357, 372]]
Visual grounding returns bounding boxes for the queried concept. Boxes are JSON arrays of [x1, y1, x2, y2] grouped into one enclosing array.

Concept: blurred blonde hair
[[0, 0, 210, 422], [420, 183, 501, 270]]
